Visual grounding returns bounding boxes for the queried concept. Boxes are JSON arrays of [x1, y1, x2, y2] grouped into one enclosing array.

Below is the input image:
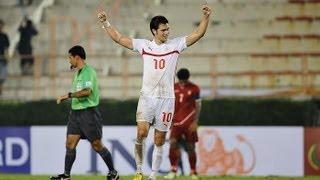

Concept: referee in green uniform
[[50, 45, 119, 180]]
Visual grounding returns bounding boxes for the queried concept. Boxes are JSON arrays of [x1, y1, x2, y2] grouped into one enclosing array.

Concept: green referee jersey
[[71, 64, 99, 110]]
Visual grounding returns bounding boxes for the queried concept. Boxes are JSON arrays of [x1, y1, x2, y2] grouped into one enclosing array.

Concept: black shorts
[[67, 106, 103, 142]]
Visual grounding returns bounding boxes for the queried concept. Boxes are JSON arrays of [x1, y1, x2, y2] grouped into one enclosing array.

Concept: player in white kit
[[98, 4, 212, 180]]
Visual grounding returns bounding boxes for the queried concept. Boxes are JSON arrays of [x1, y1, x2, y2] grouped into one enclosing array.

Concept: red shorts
[[169, 126, 198, 143]]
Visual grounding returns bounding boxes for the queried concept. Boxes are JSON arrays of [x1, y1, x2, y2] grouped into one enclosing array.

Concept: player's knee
[[155, 141, 165, 146], [137, 129, 148, 140], [154, 138, 165, 146], [154, 132, 166, 146], [91, 140, 103, 152], [169, 139, 178, 149], [65, 140, 76, 149], [185, 143, 196, 153]]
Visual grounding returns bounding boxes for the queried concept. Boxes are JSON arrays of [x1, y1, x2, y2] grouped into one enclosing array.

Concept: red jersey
[[173, 81, 200, 128]]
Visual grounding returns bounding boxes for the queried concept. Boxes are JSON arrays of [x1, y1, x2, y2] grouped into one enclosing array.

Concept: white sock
[[134, 139, 145, 173], [150, 145, 163, 177]]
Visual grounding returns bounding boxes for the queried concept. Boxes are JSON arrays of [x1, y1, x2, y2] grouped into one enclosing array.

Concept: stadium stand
[[0, 0, 319, 100]]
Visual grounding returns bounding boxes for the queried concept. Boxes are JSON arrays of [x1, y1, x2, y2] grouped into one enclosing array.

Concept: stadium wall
[[0, 126, 311, 176]]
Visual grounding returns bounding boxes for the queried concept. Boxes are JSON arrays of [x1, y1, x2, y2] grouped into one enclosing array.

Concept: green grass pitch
[[0, 175, 320, 180]]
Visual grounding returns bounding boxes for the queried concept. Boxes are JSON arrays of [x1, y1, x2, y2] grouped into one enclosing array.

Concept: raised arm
[[186, 4, 212, 47], [97, 11, 133, 50]]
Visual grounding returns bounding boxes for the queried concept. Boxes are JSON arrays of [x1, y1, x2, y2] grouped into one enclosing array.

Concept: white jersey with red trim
[[132, 37, 187, 98]]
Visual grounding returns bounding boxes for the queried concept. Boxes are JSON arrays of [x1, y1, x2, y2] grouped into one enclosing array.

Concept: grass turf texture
[[0, 175, 319, 180]]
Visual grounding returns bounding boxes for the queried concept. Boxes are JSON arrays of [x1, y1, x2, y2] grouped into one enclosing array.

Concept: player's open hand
[[56, 96, 62, 104], [56, 95, 67, 104], [97, 11, 107, 23], [202, 4, 212, 17]]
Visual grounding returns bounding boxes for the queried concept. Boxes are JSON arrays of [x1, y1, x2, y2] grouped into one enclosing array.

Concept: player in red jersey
[[165, 68, 201, 179]]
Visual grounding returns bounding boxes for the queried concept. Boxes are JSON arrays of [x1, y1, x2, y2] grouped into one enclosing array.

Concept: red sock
[[169, 147, 180, 172], [188, 151, 197, 174]]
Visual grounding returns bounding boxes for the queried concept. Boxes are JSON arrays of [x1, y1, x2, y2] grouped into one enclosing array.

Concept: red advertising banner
[[304, 127, 320, 175]]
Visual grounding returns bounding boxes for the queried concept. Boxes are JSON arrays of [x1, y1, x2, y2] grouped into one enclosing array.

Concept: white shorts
[[136, 95, 175, 132]]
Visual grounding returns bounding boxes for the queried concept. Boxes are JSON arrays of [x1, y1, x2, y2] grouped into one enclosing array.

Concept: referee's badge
[[85, 81, 92, 87]]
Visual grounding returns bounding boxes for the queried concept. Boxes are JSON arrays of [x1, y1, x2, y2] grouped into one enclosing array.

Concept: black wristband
[[68, 92, 72, 98]]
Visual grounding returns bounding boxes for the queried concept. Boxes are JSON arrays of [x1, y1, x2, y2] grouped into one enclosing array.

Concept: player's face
[[68, 54, 77, 69], [155, 23, 169, 43]]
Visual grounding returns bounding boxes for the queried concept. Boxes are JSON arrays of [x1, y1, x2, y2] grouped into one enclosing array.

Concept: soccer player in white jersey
[[98, 4, 212, 180]]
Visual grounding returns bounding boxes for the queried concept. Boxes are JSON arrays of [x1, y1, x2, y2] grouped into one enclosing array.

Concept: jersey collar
[[152, 39, 166, 47], [77, 64, 87, 75]]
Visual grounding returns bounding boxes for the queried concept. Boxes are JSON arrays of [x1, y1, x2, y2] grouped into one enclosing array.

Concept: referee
[[50, 45, 119, 180]]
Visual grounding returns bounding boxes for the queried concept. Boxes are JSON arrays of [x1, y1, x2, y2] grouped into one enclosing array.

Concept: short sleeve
[[174, 36, 187, 53], [194, 85, 200, 100], [132, 39, 146, 55], [82, 70, 94, 90]]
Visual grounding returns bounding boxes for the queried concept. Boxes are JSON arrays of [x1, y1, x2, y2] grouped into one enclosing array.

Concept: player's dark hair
[[0, 19, 4, 26], [177, 68, 190, 80], [68, 45, 86, 60], [150, 15, 168, 36]]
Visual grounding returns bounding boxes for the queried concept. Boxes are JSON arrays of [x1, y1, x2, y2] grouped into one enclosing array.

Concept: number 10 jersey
[[132, 37, 187, 98]]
